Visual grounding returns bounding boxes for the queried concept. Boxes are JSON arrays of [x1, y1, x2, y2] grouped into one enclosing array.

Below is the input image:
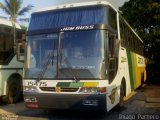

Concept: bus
[[0, 18, 25, 104], [23, 1, 146, 111]]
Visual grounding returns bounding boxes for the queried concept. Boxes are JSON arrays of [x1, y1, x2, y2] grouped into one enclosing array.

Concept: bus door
[[106, 32, 119, 111], [108, 33, 118, 83]]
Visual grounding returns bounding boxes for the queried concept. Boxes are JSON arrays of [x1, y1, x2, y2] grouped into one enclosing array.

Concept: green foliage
[[120, 0, 160, 82], [0, 0, 33, 22], [0, 0, 33, 54]]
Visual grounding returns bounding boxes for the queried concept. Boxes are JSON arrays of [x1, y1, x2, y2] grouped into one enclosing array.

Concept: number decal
[[27, 81, 47, 87], [39, 82, 47, 87], [28, 81, 37, 86]]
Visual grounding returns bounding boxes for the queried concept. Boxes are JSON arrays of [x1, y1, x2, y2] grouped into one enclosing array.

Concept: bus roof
[[34, 1, 117, 13], [0, 18, 21, 29]]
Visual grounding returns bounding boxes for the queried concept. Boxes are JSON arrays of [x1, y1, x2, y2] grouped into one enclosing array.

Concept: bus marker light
[[99, 87, 106, 93]]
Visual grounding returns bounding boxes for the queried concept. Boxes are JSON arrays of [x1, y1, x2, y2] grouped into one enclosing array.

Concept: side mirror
[[17, 42, 25, 62]]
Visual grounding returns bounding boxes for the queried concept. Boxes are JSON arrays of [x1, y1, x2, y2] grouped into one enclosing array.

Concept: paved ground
[[0, 84, 160, 120]]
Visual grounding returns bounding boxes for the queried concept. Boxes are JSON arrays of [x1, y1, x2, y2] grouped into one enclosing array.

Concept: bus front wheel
[[116, 81, 125, 110]]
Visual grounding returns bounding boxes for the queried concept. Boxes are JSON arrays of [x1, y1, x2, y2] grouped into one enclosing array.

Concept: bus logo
[[121, 57, 127, 63], [55, 87, 61, 92], [109, 87, 117, 104]]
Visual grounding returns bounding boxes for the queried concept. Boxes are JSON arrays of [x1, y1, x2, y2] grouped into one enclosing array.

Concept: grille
[[39, 87, 79, 92]]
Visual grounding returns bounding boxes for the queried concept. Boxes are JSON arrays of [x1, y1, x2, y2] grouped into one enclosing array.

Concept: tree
[[119, 0, 160, 82], [0, 0, 33, 52]]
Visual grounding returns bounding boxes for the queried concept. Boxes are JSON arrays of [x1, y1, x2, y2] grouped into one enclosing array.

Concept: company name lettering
[[60, 25, 94, 31]]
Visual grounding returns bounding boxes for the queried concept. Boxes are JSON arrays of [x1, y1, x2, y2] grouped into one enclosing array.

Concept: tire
[[140, 73, 144, 88], [116, 82, 125, 110], [119, 83, 125, 107], [3, 75, 22, 104]]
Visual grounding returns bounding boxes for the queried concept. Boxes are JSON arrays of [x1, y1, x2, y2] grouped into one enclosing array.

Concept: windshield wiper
[[60, 57, 80, 82], [37, 51, 54, 81], [58, 32, 79, 82]]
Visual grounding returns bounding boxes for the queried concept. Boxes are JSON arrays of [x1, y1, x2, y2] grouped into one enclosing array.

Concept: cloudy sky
[[50, 0, 128, 9], [0, 0, 128, 25], [0, 0, 128, 16], [25, 0, 128, 12]]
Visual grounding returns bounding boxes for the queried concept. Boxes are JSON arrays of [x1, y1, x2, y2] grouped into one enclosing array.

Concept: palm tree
[[0, 0, 33, 52]]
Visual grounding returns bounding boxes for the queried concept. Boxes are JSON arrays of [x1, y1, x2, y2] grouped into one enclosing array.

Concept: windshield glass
[[59, 30, 105, 79], [24, 30, 106, 80], [25, 34, 58, 79]]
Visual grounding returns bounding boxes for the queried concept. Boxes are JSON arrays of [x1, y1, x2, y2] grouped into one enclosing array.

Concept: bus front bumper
[[24, 93, 107, 111]]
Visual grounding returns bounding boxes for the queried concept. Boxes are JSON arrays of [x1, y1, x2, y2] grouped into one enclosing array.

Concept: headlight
[[23, 86, 38, 92], [79, 87, 106, 94]]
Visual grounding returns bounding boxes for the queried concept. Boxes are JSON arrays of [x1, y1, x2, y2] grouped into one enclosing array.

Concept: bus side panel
[[0, 74, 6, 96], [135, 54, 146, 87], [0, 70, 22, 96], [127, 51, 146, 90], [0, 55, 23, 96], [126, 50, 137, 90], [133, 53, 140, 88], [106, 47, 132, 111]]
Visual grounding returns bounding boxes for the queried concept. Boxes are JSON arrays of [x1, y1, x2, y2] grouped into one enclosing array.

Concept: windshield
[[24, 30, 106, 80], [59, 30, 105, 79], [25, 34, 58, 79]]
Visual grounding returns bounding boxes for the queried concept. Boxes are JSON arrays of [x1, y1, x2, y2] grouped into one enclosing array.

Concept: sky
[[0, 0, 128, 25], [24, 0, 128, 14]]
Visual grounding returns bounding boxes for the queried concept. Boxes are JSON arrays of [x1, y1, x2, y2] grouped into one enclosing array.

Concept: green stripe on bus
[[56, 82, 84, 88], [131, 53, 137, 89], [127, 50, 136, 90], [70, 82, 84, 87], [56, 82, 71, 87]]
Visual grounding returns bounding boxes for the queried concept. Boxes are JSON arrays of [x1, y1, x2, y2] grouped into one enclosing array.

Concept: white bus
[[23, 1, 146, 111], [0, 18, 24, 104]]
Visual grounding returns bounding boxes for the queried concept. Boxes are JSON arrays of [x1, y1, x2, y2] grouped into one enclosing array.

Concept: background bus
[[23, 1, 146, 111], [0, 18, 25, 104]]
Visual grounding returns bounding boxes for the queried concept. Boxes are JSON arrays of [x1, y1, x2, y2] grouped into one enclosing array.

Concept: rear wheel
[[119, 83, 125, 107], [140, 73, 144, 88]]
